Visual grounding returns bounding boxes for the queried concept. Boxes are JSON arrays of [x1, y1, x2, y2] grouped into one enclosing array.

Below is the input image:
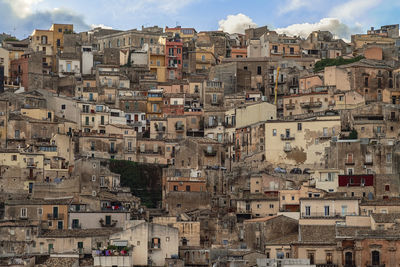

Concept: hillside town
[[0, 22, 400, 267]]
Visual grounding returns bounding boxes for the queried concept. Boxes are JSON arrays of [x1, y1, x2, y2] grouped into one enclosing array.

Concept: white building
[[109, 220, 179, 266]]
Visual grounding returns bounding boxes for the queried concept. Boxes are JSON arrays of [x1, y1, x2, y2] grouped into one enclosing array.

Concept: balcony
[[72, 224, 82, 229], [175, 125, 185, 132], [319, 134, 332, 140], [345, 160, 355, 165], [281, 134, 295, 140], [300, 101, 322, 108], [155, 126, 166, 132], [99, 218, 118, 227], [317, 265, 338, 267], [204, 149, 217, 157], [283, 146, 292, 152], [366, 264, 385, 267], [168, 64, 178, 68], [27, 162, 37, 168], [105, 99, 116, 104], [285, 103, 295, 110], [149, 242, 161, 250], [47, 213, 64, 220], [140, 148, 162, 155], [301, 212, 353, 219], [109, 149, 118, 154], [94, 255, 132, 267]]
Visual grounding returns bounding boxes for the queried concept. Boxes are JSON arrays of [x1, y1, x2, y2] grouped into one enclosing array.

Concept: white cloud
[[91, 24, 113, 30], [218, 13, 257, 34], [275, 17, 361, 40], [3, 0, 43, 18], [329, 0, 382, 21], [279, 0, 309, 14]]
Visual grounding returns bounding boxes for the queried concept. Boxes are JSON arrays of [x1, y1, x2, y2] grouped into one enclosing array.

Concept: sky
[[1, 0, 400, 40]]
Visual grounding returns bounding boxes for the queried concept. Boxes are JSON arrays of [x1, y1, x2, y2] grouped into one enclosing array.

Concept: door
[[48, 243, 53, 254], [28, 182, 33, 194], [372, 251, 380, 265], [57, 221, 63, 229], [345, 252, 353, 265], [53, 206, 58, 219], [134, 114, 139, 121]]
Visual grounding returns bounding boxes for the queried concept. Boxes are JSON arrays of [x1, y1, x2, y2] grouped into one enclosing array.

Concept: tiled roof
[[39, 228, 122, 238], [298, 225, 336, 244], [372, 213, 400, 223]]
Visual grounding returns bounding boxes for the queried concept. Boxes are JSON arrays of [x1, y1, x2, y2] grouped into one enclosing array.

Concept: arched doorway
[[372, 250, 380, 265], [345, 252, 353, 266]]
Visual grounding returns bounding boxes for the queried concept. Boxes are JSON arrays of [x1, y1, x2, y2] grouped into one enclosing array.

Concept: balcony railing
[[281, 134, 295, 140], [285, 103, 295, 110], [99, 218, 118, 227], [300, 101, 322, 108], [47, 213, 64, 220], [317, 264, 338, 267], [27, 163, 36, 168], [204, 149, 217, 157], [301, 212, 355, 218], [345, 160, 355, 165], [175, 125, 185, 132], [155, 126, 166, 132], [109, 149, 118, 154], [284, 146, 292, 152]]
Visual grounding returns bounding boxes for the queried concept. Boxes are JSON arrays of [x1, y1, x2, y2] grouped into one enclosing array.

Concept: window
[[305, 206, 311, 216], [347, 168, 354, 175], [324, 206, 330, 216], [297, 123, 302, 131], [173, 185, 178, 191], [15, 130, 20, 139], [282, 196, 285, 200], [212, 94, 217, 103], [272, 129, 277, 136], [21, 208, 27, 218], [105, 215, 111, 225], [386, 153, 392, 163], [186, 185, 191, 192], [364, 77, 369, 87], [72, 219, 80, 229], [378, 78, 382, 89], [291, 196, 295, 201], [11, 155, 17, 161], [37, 208, 43, 216], [385, 185, 390, 191], [326, 252, 333, 264], [347, 153, 353, 164], [308, 252, 315, 264], [201, 55, 205, 61], [151, 238, 161, 249], [365, 154, 372, 163], [269, 204, 274, 209], [257, 66, 261, 75], [341, 205, 347, 216], [323, 127, 328, 136]]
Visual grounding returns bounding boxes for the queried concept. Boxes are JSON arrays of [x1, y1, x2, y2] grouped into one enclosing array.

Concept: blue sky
[[1, 0, 400, 39]]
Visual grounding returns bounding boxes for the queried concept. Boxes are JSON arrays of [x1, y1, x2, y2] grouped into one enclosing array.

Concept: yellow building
[[149, 42, 167, 82], [49, 24, 74, 53], [30, 29, 54, 73], [195, 46, 216, 71], [29, 24, 73, 72]]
